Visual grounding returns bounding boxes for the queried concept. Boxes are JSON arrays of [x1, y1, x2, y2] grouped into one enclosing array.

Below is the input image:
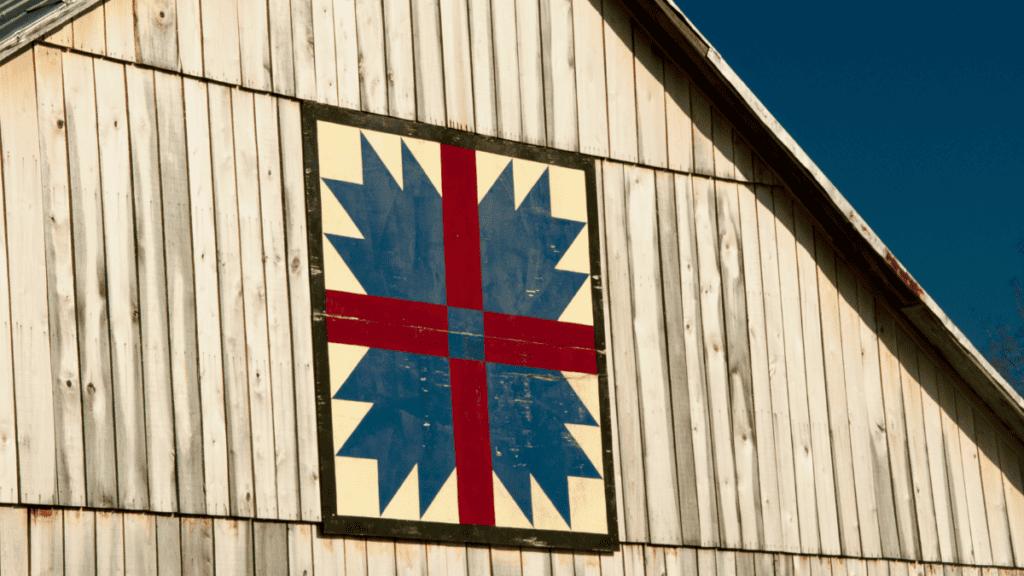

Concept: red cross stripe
[[324, 144, 597, 527]]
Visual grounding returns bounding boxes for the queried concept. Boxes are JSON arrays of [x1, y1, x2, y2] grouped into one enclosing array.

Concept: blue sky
[[671, 2, 1024, 372]]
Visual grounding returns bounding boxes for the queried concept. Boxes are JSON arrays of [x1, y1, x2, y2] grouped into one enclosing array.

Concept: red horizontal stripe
[[326, 290, 448, 330], [483, 311, 595, 350], [327, 316, 448, 357], [484, 337, 597, 374]]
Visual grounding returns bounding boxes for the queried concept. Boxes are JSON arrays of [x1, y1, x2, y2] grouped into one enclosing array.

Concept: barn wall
[[0, 0, 1023, 572]]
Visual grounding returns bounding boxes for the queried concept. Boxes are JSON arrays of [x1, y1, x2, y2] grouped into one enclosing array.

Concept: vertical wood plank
[[184, 78, 231, 516], [854, 281, 900, 558], [123, 513, 157, 576], [775, 191, 820, 554], [665, 65, 693, 174], [622, 545, 644, 576], [712, 111, 734, 179], [311, 539, 342, 576], [279, 99, 322, 519], [657, 171, 700, 546], [575, 552, 601, 576], [210, 84, 256, 517], [156, 515, 182, 576], [694, 175, 741, 548], [125, 65, 178, 514], [347, 538, 369, 575], [602, 162, 648, 542], [0, 50, 58, 506], [755, 184, 799, 552], [255, 94, 301, 520], [104, 0, 136, 61], [917, 355, 958, 563], [397, 542, 428, 576], [73, 6, 106, 55], [734, 135, 754, 183], [29, 510, 63, 576], [45, 23, 73, 47], [95, 58, 149, 510], [62, 51, 118, 509], [626, 167, 681, 545], [34, 45, 86, 508], [602, 0, 637, 162], [181, 518, 215, 576], [515, 0, 545, 145], [633, 28, 667, 168], [816, 238, 861, 556], [876, 307, 920, 559], [938, 371, 975, 564], [356, 0, 388, 113], [974, 411, 1015, 566], [491, 548, 522, 576], [690, 86, 714, 176], [155, 70, 206, 515], [717, 179, 761, 549], [384, 0, 417, 120], [0, 508, 28, 573], [239, 0, 273, 91], [333, 0, 361, 109], [491, 0, 522, 140], [738, 181, 782, 552], [232, 89, 279, 519], [95, 511, 125, 576], [697, 549, 718, 576], [794, 210, 841, 555], [368, 539, 398, 575], [311, 0, 339, 105], [0, 97, 14, 503], [999, 438, 1024, 566], [291, 0, 318, 100], [202, 0, 242, 84], [520, 550, 551, 576], [837, 259, 882, 557], [177, 0, 203, 75], [63, 509, 96, 576], [288, 524, 314, 576], [255, 522, 288, 576], [214, 519, 254, 576], [268, 0, 297, 96], [540, 0, 577, 151], [440, 0, 474, 131], [600, 550, 625, 576], [467, 0, 497, 136], [412, 0, 448, 126], [571, 0, 606, 155]]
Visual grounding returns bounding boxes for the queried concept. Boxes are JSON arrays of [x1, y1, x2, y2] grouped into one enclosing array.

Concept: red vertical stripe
[[441, 145, 482, 310], [449, 359, 495, 525]]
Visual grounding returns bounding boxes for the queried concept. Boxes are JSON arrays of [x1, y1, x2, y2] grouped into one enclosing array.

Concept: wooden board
[[490, 0, 522, 141], [291, 0, 318, 101], [334, 0, 360, 109], [0, 50, 58, 506], [0, 81, 14, 503], [917, 355, 958, 562], [733, 135, 754, 182], [156, 515, 182, 575], [34, 45, 86, 508], [288, 524, 315, 576], [368, 539, 398, 575], [124, 513, 157, 576], [176, 0, 203, 75], [665, 64, 694, 174], [467, 0, 497, 136], [412, 0, 448, 126], [181, 517, 215, 575], [973, 411, 1014, 566], [633, 29, 667, 168], [571, 0, 607, 156], [347, 538, 369, 575], [255, 522, 289, 576], [268, 0, 297, 95], [200, 0, 241, 84], [690, 85, 714, 176], [712, 111, 734, 179], [73, 5, 106, 55], [440, 0, 474, 131], [356, 0, 388, 114], [104, 0, 135, 61], [601, 0, 637, 162], [95, 511, 124, 575], [312, 0, 339, 105], [63, 509, 96, 576], [384, 0, 416, 120], [938, 371, 975, 564], [540, 0, 579, 151], [215, 519, 254, 576], [515, 0, 546, 145], [238, 0, 273, 91], [998, 438, 1024, 566], [28, 510, 63, 576]]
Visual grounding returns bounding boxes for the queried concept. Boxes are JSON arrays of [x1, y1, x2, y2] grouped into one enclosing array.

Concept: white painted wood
[[355, 0, 388, 113], [135, 0, 178, 71], [181, 517, 215, 575], [72, 5, 106, 55], [737, 181, 782, 552], [279, 98, 322, 520], [177, 0, 203, 75], [104, 0, 135, 61], [793, 209, 841, 555], [540, 0, 578, 151], [255, 522, 288, 576], [156, 515, 182, 576], [312, 0, 339, 105], [755, 185, 799, 553], [601, 0, 636, 162], [238, 0, 273, 91], [63, 509, 96, 576], [29, 509, 63, 576], [690, 85, 714, 177], [815, 238, 862, 556], [384, 0, 416, 120], [95, 511, 124, 576], [665, 64, 693, 174], [625, 166, 681, 545], [95, 58, 149, 510], [269, 0, 297, 95], [440, 0, 474, 131], [210, 84, 256, 517], [716, 179, 760, 550], [183, 78, 231, 517], [938, 371, 975, 564], [288, 524, 315, 576], [0, 50, 58, 506], [693, 175, 741, 548], [232, 90, 279, 519], [973, 411, 1014, 566], [368, 539, 398, 575], [123, 513, 157, 576], [602, 162, 648, 542], [34, 45, 86, 509], [633, 29, 667, 168], [155, 69, 206, 515], [214, 519, 254, 576], [291, 0, 318, 100], [201, 0, 241, 83], [917, 354, 958, 563], [467, 0, 496, 136], [876, 306, 920, 560], [62, 51, 118, 509], [0, 93, 15, 503], [411, 0, 447, 126], [490, 0, 522, 140], [571, 0, 607, 156], [255, 94, 300, 520], [334, 0, 361, 109], [514, 0, 545, 145], [674, 173, 720, 547]]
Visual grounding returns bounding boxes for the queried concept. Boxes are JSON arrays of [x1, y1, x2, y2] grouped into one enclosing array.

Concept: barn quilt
[[304, 105, 616, 550]]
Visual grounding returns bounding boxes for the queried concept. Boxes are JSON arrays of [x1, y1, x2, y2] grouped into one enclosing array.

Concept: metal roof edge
[[0, 0, 106, 64]]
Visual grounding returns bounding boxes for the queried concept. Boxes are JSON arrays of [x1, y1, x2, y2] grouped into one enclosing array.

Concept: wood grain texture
[[397, 541, 428, 576], [334, 0, 360, 109], [998, 438, 1024, 566], [181, 517, 215, 575], [712, 111, 734, 179], [239, 0, 273, 91], [291, 0, 318, 100], [368, 539, 398, 575], [571, 0, 607, 156], [124, 513, 157, 576], [690, 85, 714, 177], [95, 58, 149, 510], [288, 524, 315, 576], [633, 29, 667, 168], [467, 0, 496, 136], [0, 95, 15, 503], [255, 522, 288, 576], [63, 509, 96, 576], [176, 0, 203, 75], [104, 0, 135, 61], [384, 0, 417, 120], [601, 0, 637, 162], [33, 45, 86, 508], [312, 0, 339, 105], [0, 507, 29, 573], [626, 167, 681, 545], [73, 5, 106, 55], [155, 69, 206, 515], [201, 0, 241, 83], [125, 65, 178, 513], [490, 0, 522, 141], [95, 511, 124, 576], [540, 0, 578, 151], [412, 0, 448, 126], [279, 98, 322, 520], [665, 65, 693, 174], [0, 50, 58, 506], [356, 0, 388, 113], [268, 0, 297, 95], [734, 135, 754, 182], [939, 371, 975, 564], [184, 78, 231, 517], [347, 538, 369, 575], [46, 23, 72, 47], [440, 0, 474, 131], [156, 515, 182, 576], [515, 0, 546, 145], [974, 411, 1014, 566], [29, 510, 63, 576], [917, 355, 958, 563], [215, 519, 254, 576]]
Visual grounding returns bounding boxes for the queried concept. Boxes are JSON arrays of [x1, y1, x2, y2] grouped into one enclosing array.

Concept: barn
[[0, 0, 1022, 573]]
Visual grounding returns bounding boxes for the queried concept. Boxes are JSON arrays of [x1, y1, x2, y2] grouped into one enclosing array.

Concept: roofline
[[0, 0, 105, 63]]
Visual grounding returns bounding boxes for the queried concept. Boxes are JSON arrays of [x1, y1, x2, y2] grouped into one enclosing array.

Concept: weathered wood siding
[[5, 0, 1024, 572]]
